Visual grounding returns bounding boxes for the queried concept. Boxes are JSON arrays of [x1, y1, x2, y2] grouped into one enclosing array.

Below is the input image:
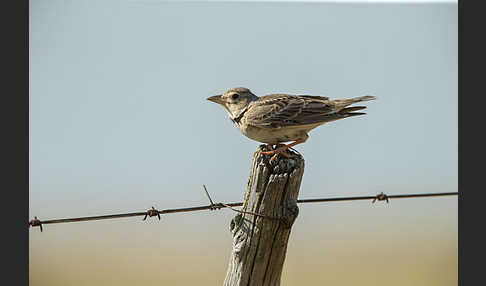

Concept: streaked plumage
[[207, 87, 375, 161]]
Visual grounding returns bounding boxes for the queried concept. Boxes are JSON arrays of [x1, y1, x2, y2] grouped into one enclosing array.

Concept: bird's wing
[[244, 94, 341, 128]]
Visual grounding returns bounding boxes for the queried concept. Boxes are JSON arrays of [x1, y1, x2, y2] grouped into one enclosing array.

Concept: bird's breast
[[235, 121, 308, 144]]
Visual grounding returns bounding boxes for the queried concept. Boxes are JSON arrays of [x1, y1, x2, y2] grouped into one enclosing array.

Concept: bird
[[207, 87, 375, 163]]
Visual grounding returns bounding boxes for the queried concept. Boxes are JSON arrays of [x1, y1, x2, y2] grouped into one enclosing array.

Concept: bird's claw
[[259, 148, 294, 164]]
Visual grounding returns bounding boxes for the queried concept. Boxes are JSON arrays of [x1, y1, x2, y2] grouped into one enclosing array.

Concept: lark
[[208, 87, 375, 162]]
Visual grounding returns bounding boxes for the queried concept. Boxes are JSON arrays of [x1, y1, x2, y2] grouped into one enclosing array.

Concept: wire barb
[[29, 216, 43, 232], [372, 192, 389, 204], [202, 184, 222, 210], [203, 185, 278, 219], [143, 207, 161, 221]]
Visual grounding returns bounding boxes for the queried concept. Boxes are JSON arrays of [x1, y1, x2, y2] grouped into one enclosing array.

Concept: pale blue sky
[[30, 0, 457, 216]]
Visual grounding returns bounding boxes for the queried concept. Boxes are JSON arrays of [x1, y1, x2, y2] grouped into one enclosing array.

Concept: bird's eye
[[231, 93, 239, 100]]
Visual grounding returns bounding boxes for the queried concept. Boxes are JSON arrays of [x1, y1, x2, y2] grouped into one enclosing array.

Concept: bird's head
[[207, 87, 259, 120]]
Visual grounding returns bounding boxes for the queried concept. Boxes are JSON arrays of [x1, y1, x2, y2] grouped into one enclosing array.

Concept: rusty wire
[[28, 187, 458, 232]]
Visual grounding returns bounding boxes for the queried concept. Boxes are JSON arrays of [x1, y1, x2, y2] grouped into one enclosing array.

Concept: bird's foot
[[259, 145, 294, 164], [258, 149, 283, 156], [259, 137, 308, 164], [268, 150, 295, 163]]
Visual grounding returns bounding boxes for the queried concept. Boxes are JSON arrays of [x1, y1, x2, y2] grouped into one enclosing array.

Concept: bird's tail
[[332, 95, 376, 118], [343, 95, 376, 104], [356, 95, 376, 101], [334, 95, 375, 109], [338, 106, 367, 114]]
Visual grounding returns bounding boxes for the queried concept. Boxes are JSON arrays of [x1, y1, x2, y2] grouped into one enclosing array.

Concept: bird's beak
[[207, 95, 224, 105]]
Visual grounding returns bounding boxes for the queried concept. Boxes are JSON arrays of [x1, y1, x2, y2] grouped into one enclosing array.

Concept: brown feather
[[245, 94, 374, 129]]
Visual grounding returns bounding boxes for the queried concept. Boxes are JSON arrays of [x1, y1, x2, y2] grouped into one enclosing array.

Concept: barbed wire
[[28, 186, 458, 232]]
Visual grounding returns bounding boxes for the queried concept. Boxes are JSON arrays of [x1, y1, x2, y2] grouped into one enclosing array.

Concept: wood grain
[[224, 145, 305, 286]]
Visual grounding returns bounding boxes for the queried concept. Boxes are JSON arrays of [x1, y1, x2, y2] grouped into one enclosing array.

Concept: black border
[[459, 0, 484, 285], [4, 0, 29, 285]]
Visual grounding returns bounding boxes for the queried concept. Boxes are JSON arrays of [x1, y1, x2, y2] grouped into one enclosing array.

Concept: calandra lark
[[208, 87, 375, 162]]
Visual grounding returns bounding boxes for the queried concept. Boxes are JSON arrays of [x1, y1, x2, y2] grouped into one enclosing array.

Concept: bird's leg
[[258, 135, 309, 163], [269, 151, 292, 162]]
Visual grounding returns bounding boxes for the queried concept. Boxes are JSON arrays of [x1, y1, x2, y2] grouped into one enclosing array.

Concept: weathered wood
[[224, 145, 305, 286]]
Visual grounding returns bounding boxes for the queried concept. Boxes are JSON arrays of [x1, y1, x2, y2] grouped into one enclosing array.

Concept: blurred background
[[29, 0, 457, 285]]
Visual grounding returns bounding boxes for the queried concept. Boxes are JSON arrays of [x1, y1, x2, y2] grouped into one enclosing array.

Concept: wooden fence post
[[224, 145, 305, 286]]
